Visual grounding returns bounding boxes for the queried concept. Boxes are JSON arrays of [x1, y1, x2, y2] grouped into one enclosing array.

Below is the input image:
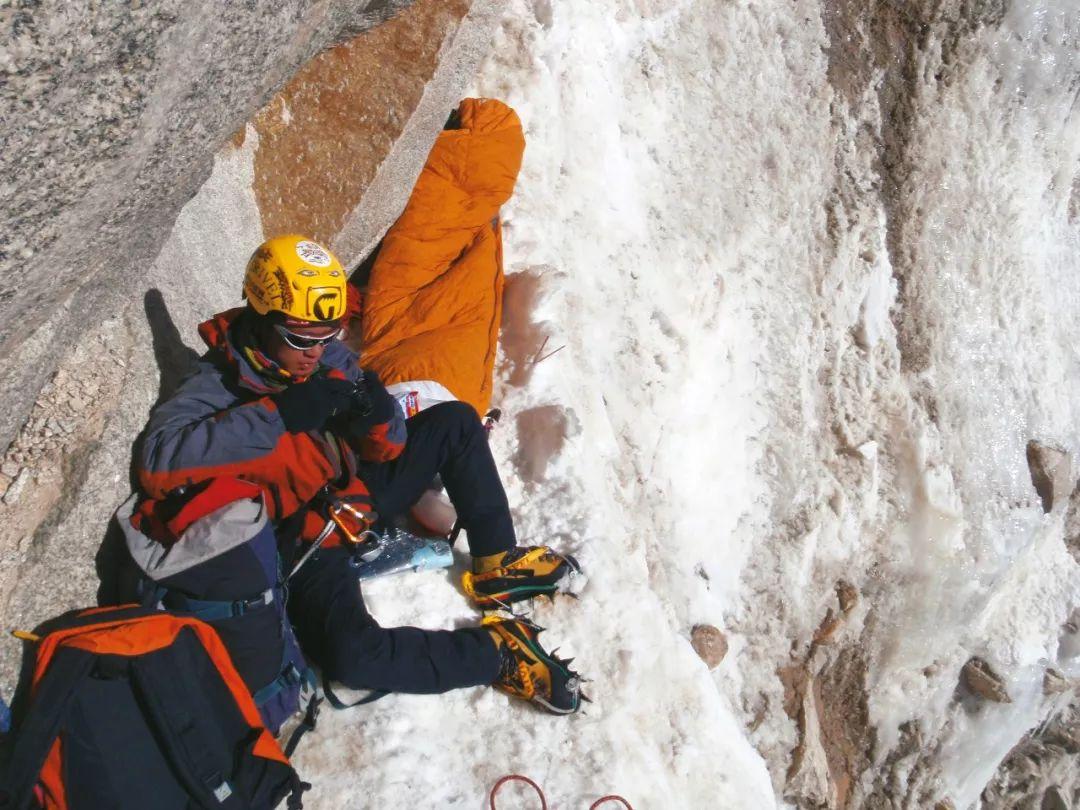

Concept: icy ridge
[[462, 1, 1079, 808]]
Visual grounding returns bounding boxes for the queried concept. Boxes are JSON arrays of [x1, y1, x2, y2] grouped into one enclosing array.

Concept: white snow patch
[[287, 1, 1080, 807]]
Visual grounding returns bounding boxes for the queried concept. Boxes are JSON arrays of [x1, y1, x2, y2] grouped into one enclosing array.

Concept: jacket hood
[[198, 307, 361, 394], [198, 307, 279, 395], [197, 307, 243, 354]]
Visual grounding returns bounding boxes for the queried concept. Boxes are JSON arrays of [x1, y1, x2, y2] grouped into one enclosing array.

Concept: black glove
[[272, 377, 356, 434], [335, 370, 398, 438]]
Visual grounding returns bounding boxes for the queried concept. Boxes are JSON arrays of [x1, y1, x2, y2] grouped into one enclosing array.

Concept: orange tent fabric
[[359, 98, 525, 416]]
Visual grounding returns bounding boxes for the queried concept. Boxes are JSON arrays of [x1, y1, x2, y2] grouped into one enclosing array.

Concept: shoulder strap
[[281, 677, 384, 760], [283, 697, 321, 759], [127, 634, 244, 807], [0, 646, 95, 809], [128, 627, 306, 809]]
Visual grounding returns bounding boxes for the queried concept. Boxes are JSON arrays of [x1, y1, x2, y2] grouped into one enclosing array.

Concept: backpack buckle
[[283, 663, 302, 686], [230, 588, 274, 617]]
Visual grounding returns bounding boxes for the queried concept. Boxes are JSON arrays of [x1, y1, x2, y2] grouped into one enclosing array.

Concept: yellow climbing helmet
[[243, 234, 347, 323]]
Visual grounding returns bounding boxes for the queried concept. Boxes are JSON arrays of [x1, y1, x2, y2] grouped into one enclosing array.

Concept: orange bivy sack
[[358, 98, 526, 418]]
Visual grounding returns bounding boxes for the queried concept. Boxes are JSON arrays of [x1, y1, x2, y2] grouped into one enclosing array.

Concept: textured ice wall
[[466, 1, 1080, 807], [1, 1, 1076, 807]]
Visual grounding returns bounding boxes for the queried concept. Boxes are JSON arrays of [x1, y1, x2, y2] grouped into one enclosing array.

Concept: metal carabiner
[[328, 504, 383, 561]]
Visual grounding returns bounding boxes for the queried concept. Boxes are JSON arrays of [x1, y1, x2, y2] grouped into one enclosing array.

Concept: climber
[[134, 234, 582, 714]]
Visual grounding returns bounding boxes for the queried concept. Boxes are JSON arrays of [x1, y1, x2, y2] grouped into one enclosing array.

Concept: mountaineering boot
[[484, 618, 583, 714], [463, 545, 581, 608]]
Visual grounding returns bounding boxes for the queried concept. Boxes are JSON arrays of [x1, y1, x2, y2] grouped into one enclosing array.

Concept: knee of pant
[[432, 400, 483, 437]]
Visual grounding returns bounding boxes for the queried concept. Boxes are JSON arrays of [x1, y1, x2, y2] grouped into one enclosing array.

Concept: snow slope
[[293, 1, 1080, 807]]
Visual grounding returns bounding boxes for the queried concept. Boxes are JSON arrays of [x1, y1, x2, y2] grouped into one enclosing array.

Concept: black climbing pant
[[287, 547, 500, 692], [287, 401, 512, 693], [356, 399, 516, 557]]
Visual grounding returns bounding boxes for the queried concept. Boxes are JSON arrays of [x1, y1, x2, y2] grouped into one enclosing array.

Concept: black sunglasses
[[273, 324, 342, 351]]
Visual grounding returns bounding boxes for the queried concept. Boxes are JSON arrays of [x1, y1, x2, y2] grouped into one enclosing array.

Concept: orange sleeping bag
[[358, 98, 525, 417]]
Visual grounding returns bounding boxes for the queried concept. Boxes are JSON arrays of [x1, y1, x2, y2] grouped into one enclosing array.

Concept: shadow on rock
[[145, 288, 199, 408], [94, 290, 196, 608]]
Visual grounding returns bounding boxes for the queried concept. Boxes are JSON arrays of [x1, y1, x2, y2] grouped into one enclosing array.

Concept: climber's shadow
[[94, 289, 199, 606], [145, 288, 200, 409]]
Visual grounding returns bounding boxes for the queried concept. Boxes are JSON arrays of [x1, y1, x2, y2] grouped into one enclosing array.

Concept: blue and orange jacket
[[137, 308, 405, 526]]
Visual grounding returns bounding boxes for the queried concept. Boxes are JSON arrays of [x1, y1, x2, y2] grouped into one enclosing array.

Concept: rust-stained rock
[[0, 0, 421, 454], [778, 660, 810, 724], [813, 608, 845, 646], [962, 657, 1012, 703], [1043, 668, 1071, 696], [784, 672, 833, 807], [934, 800, 956, 810], [837, 580, 859, 615], [251, 0, 473, 246], [813, 647, 873, 809], [1027, 440, 1072, 513], [780, 646, 872, 809], [690, 624, 728, 669]]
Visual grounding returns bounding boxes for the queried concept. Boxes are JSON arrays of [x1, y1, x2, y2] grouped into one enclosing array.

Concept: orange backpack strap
[[3, 645, 96, 809]]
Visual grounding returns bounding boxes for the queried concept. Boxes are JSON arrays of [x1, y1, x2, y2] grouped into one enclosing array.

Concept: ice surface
[[291, 1, 1080, 807]]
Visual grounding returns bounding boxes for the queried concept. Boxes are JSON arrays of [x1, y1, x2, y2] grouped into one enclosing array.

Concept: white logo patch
[[296, 240, 331, 267], [213, 781, 233, 803]]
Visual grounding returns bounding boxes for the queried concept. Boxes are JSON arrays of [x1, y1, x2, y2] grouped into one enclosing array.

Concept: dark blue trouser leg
[[356, 400, 516, 557], [287, 548, 500, 692]]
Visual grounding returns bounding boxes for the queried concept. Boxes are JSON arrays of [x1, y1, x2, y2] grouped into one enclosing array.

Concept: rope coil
[[489, 774, 634, 810]]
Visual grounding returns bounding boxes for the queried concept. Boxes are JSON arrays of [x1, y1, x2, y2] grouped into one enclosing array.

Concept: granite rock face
[[0, 0, 412, 452], [0, 0, 503, 688]]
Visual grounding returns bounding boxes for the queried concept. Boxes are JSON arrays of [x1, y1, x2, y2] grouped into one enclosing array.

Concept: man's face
[[263, 321, 341, 377]]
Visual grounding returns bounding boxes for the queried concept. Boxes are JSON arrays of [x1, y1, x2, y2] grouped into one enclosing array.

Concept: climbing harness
[[289, 489, 381, 581]]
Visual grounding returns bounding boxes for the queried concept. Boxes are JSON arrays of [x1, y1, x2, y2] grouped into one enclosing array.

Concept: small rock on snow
[[836, 580, 858, 615], [1026, 440, 1071, 513], [1042, 668, 1071, 696], [691, 624, 728, 669], [961, 657, 1011, 703], [812, 609, 844, 646]]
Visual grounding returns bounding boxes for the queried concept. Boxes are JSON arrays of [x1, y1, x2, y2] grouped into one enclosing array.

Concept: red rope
[[488, 775, 634, 810], [490, 774, 548, 810]]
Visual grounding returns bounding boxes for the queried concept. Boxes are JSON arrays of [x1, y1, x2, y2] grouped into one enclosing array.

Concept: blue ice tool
[[352, 528, 454, 581]]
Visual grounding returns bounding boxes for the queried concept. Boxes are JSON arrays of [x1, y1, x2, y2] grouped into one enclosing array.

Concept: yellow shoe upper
[[463, 546, 578, 607], [484, 618, 579, 713]]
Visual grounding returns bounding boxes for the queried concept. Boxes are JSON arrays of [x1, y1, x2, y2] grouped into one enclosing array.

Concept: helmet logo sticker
[[273, 267, 294, 310], [311, 289, 342, 322], [296, 240, 332, 267]]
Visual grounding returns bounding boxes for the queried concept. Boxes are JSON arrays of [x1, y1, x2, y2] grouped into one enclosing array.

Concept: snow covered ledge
[[457, 1, 1079, 808]]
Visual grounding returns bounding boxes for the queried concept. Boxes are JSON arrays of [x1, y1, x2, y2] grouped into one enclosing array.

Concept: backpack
[[116, 479, 312, 735], [0, 606, 307, 810]]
